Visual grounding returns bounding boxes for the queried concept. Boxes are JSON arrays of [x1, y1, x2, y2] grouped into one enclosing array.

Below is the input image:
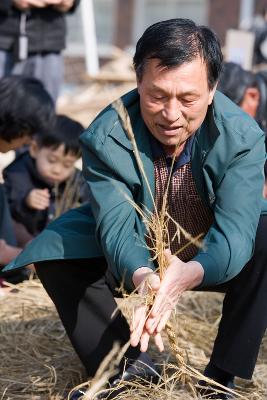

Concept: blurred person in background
[[0, 75, 54, 284], [217, 61, 267, 197], [3, 115, 89, 247], [0, 0, 80, 101]]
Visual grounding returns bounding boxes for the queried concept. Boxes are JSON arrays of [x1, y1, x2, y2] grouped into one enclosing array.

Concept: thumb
[[164, 248, 173, 264], [147, 273, 160, 291]]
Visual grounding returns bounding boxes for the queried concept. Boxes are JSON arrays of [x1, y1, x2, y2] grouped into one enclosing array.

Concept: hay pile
[[0, 279, 266, 399]]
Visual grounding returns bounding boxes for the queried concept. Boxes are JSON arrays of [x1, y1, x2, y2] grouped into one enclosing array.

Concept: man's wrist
[[186, 260, 204, 289], [132, 266, 154, 288]]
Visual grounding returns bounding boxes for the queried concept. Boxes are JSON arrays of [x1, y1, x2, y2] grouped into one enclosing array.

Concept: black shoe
[[68, 365, 160, 400], [68, 388, 86, 400], [95, 365, 161, 399], [197, 379, 235, 399]]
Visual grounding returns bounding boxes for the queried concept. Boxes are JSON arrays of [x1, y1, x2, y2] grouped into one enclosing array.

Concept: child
[[3, 115, 89, 246], [0, 75, 54, 286]]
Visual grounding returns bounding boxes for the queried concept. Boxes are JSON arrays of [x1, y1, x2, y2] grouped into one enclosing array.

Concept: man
[[0, 74, 54, 279], [217, 62, 266, 129], [3, 19, 267, 400], [0, 0, 80, 101], [217, 62, 267, 198]]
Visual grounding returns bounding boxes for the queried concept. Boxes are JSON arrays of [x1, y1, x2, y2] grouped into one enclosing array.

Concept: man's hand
[[130, 267, 164, 352], [25, 188, 50, 210], [13, 0, 48, 9], [46, 0, 74, 12], [130, 250, 204, 352], [145, 250, 204, 341]]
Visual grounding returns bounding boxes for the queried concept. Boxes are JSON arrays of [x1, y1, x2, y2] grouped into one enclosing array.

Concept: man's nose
[[161, 99, 181, 122]]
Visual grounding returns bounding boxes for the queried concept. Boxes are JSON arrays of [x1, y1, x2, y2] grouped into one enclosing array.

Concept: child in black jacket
[[3, 114, 89, 246]]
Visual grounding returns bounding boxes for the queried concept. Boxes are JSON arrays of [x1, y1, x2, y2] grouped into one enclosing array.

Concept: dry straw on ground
[[0, 279, 266, 399]]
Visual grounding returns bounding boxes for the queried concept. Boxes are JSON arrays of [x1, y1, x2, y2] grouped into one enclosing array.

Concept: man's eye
[[182, 98, 196, 105], [152, 95, 166, 100]]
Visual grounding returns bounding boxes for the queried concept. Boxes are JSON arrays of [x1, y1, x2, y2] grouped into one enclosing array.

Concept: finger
[[146, 272, 161, 292], [140, 330, 150, 352], [156, 309, 172, 333], [130, 305, 147, 347], [38, 197, 50, 207], [33, 200, 49, 210], [35, 192, 50, 203], [131, 304, 146, 332], [146, 314, 161, 334], [40, 189, 50, 199], [35, 196, 49, 206], [164, 248, 172, 263], [150, 291, 171, 317], [154, 332, 164, 352], [28, 0, 47, 6]]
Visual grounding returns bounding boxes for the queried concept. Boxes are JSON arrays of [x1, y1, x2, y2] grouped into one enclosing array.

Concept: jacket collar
[[109, 89, 155, 212], [110, 89, 224, 212]]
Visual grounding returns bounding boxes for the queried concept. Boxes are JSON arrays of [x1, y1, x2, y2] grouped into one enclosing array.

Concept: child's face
[[30, 143, 78, 185]]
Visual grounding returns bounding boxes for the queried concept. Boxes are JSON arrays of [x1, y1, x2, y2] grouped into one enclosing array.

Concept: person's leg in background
[[12, 53, 63, 102], [0, 50, 13, 78]]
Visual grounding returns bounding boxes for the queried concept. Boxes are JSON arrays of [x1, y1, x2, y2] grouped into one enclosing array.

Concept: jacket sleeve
[[3, 166, 35, 225], [81, 133, 154, 290], [194, 133, 265, 287]]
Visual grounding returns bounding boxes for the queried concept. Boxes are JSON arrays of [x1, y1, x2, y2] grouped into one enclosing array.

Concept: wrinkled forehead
[[138, 57, 211, 92]]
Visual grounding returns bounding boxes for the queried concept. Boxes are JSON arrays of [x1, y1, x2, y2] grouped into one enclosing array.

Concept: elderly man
[[4, 19, 267, 399]]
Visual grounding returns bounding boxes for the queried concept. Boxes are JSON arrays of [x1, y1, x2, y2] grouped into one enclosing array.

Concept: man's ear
[[137, 78, 141, 94], [208, 82, 218, 105], [29, 140, 38, 159], [240, 87, 260, 118]]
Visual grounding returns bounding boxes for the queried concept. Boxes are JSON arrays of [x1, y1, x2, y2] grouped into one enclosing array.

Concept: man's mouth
[[157, 123, 183, 134]]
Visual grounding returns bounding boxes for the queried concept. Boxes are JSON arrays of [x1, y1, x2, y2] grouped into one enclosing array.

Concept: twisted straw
[[112, 98, 192, 387]]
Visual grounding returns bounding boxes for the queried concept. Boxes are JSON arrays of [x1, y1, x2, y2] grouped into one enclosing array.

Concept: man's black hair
[[133, 18, 223, 89], [217, 62, 258, 105], [35, 115, 84, 158], [0, 76, 55, 142]]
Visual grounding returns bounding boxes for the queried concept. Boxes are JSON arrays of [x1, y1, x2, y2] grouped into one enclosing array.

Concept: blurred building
[[66, 0, 208, 59], [63, 0, 267, 83]]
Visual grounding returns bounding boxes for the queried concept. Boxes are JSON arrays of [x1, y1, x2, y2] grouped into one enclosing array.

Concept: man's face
[[0, 135, 31, 153], [137, 57, 217, 155]]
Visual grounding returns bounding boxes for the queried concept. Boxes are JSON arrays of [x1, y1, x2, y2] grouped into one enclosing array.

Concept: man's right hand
[[25, 188, 50, 210], [130, 267, 164, 352], [13, 0, 49, 10]]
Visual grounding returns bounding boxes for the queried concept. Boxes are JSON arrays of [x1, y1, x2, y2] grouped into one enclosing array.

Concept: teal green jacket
[[4, 89, 266, 290]]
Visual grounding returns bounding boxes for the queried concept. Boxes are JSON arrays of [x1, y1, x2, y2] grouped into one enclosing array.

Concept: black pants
[[36, 215, 267, 379]]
